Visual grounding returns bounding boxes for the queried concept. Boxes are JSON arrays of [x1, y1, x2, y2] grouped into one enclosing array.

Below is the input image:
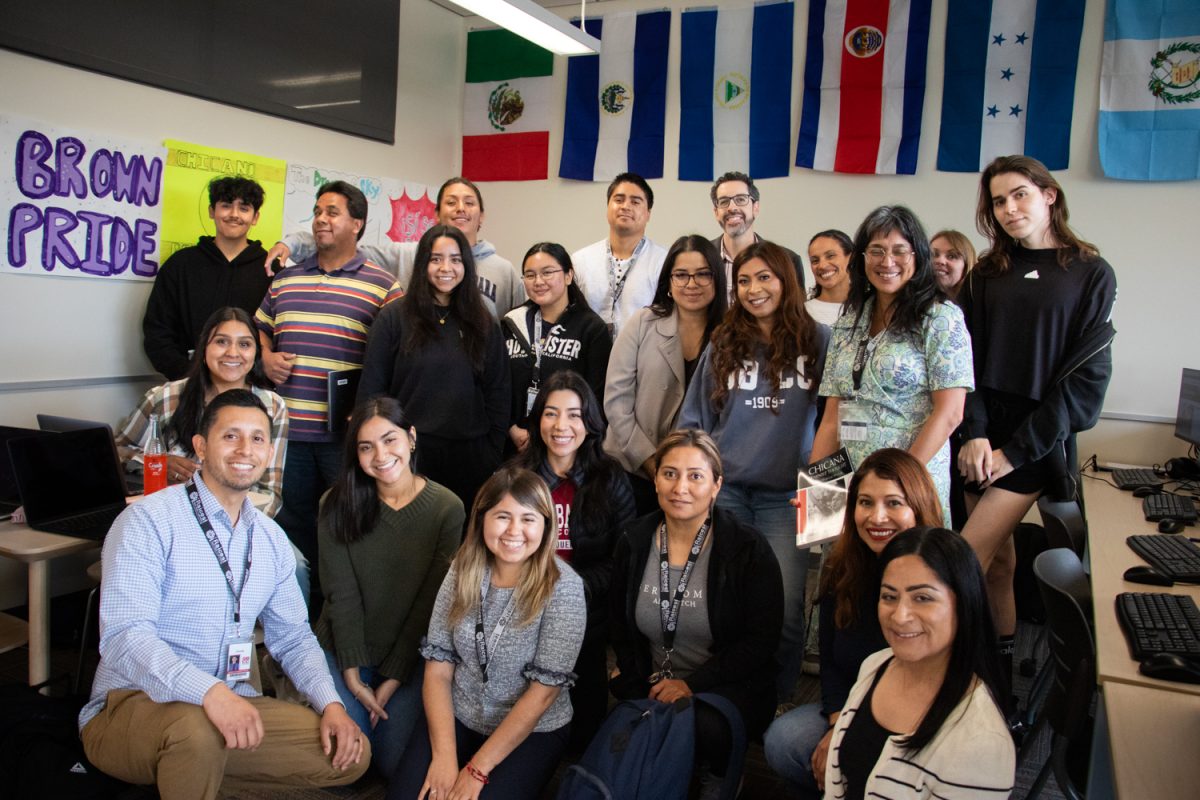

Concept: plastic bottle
[[143, 413, 169, 495]]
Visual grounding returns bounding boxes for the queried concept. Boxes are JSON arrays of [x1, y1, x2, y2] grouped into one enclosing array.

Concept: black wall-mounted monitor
[[1, 0, 400, 143], [1175, 368, 1200, 448]]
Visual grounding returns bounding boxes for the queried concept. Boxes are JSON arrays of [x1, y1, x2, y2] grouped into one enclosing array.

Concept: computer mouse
[[1132, 485, 1162, 498], [1158, 518, 1186, 534], [1139, 652, 1200, 684], [1123, 565, 1175, 586]]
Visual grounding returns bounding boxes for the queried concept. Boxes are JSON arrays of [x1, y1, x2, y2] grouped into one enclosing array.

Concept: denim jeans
[[323, 650, 424, 778], [716, 483, 807, 702], [276, 439, 342, 609], [763, 702, 827, 795]]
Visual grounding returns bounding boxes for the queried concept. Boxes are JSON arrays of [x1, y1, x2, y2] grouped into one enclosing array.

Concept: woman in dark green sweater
[[315, 397, 465, 776]]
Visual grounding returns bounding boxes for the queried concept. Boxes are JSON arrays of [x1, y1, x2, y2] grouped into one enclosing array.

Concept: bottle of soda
[[143, 413, 169, 495]]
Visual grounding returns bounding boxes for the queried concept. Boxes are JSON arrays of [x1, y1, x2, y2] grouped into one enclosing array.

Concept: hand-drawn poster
[[160, 139, 286, 262], [1, 114, 165, 281], [282, 163, 436, 255]]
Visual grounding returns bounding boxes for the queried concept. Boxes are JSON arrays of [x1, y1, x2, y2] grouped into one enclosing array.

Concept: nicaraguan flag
[[796, 0, 932, 175], [1100, 0, 1200, 181], [937, 0, 1085, 173], [678, 1, 794, 181], [560, 10, 670, 182]]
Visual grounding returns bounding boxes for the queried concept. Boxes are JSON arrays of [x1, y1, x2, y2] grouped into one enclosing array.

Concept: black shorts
[[964, 390, 1060, 497]]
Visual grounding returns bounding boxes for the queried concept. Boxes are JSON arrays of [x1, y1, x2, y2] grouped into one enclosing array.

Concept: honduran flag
[[937, 0, 1086, 173], [678, 1, 794, 181], [1100, 0, 1200, 181], [796, 0, 932, 175], [559, 10, 670, 182], [462, 29, 553, 182]]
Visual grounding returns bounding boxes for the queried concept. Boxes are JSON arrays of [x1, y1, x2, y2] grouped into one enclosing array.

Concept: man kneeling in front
[[79, 389, 368, 798]]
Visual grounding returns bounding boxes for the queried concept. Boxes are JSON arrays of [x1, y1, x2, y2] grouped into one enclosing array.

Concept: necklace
[[435, 305, 451, 325]]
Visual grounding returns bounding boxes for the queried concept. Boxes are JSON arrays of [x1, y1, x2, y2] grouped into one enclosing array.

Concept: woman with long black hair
[[358, 223, 510, 515]]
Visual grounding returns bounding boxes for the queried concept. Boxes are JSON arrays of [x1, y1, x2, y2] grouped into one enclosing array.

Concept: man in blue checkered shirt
[[79, 389, 369, 798]]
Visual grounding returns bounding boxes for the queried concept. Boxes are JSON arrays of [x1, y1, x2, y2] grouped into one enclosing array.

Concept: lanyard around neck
[[475, 567, 518, 683], [657, 518, 710, 654], [186, 478, 253, 627]]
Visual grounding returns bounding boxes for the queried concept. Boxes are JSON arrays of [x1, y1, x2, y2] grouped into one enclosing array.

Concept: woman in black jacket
[[609, 428, 783, 793], [510, 370, 635, 749]]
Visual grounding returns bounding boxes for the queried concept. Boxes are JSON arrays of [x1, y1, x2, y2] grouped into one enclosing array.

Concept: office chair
[[73, 559, 103, 696], [1038, 496, 1087, 560], [1024, 548, 1095, 800]]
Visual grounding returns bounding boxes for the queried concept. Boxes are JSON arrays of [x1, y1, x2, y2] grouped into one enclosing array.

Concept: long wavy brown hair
[[974, 154, 1098, 275], [709, 241, 822, 413], [819, 449, 944, 628]]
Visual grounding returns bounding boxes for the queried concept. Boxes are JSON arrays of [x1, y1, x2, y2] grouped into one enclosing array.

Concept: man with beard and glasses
[[709, 171, 806, 303]]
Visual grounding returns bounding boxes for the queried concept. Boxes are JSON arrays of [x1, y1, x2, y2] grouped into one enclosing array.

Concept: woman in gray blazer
[[602, 235, 727, 512]]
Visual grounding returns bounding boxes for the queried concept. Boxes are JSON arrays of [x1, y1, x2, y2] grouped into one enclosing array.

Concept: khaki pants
[[81, 690, 370, 800]]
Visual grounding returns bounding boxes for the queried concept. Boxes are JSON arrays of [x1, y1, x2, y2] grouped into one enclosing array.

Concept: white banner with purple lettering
[[1, 114, 165, 281]]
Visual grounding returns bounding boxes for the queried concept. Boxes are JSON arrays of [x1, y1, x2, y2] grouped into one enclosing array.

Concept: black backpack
[[556, 693, 745, 800]]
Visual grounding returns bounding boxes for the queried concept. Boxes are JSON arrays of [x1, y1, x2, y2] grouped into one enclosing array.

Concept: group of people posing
[[81, 152, 1115, 800]]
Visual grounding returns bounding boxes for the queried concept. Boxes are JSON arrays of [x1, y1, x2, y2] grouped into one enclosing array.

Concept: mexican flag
[[462, 29, 554, 181]]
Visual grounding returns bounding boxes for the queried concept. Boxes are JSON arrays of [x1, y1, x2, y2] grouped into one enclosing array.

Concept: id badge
[[839, 399, 870, 443], [226, 640, 254, 683], [526, 386, 540, 415]]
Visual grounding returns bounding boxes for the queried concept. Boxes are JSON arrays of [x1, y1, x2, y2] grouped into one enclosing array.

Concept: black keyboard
[[1127, 535, 1200, 582], [1113, 467, 1163, 489], [1116, 592, 1200, 660], [1143, 492, 1198, 523]]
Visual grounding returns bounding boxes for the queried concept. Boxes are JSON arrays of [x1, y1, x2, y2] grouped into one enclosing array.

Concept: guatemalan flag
[[678, 1, 794, 181], [1100, 0, 1200, 181], [796, 0, 932, 175], [937, 0, 1086, 173], [559, 10, 670, 182]]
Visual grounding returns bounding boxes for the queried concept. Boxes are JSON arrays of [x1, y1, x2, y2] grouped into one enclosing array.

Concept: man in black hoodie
[[142, 177, 271, 379]]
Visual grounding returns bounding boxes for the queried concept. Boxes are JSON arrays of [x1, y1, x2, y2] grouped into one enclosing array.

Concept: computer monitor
[[1175, 368, 1200, 448]]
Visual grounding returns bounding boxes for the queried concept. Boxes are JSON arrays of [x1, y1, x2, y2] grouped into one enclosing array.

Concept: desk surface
[[0, 519, 99, 562], [1102, 682, 1200, 797], [1083, 472, 1200, 696]]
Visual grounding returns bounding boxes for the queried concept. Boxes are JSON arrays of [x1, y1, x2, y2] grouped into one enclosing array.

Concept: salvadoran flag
[[678, 1, 794, 181], [937, 0, 1085, 173], [1100, 0, 1200, 181], [796, 0, 932, 175], [560, 10, 670, 182]]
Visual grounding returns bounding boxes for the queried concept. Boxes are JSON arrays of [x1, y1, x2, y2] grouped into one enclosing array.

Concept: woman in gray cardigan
[[602, 235, 727, 513]]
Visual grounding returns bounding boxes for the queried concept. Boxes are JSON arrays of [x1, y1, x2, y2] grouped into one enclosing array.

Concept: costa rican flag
[[937, 0, 1086, 172], [795, 0, 933, 175], [559, 10, 670, 182], [677, 1, 795, 181]]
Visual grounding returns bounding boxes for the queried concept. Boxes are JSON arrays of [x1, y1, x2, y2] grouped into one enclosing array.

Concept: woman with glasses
[[810, 206, 973, 520], [503, 243, 611, 454], [603, 235, 728, 511], [679, 240, 829, 703]]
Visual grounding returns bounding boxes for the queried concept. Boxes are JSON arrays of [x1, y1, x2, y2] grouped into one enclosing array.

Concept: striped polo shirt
[[255, 254, 401, 441]]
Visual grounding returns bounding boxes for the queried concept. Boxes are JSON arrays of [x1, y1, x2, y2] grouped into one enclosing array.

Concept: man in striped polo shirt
[[255, 181, 401, 606]]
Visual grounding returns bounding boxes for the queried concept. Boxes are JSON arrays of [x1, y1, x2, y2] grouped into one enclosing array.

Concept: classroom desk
[[0, 519, 98, 684], [1081, 471, 1200, 696], [1100, 682, 1200, 798]]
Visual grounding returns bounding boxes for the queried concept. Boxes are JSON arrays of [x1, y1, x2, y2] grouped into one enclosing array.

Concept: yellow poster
[[159, 140, 286, 262]]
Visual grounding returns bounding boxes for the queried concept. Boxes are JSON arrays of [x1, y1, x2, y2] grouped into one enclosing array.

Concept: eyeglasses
[[521, 267, 564, 282], [670, 270, 715, 287], [864, 246, 915, 264], [714, 194, 753, 210]]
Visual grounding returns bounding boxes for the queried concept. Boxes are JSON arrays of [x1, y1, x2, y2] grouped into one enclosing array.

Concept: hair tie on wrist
[[465, 762, 489, 784]]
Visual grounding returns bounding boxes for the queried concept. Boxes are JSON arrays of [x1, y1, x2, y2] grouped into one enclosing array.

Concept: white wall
[[468, 0, 1197, 458], [0, 0, 466, 608]]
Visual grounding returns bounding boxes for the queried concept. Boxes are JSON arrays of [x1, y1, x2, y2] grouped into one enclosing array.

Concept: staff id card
[[839, 400, 870, 443], [226, 640, 254, 683]]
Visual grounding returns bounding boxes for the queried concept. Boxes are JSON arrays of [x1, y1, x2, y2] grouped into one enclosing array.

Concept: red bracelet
[[465, 762, 489, 784]]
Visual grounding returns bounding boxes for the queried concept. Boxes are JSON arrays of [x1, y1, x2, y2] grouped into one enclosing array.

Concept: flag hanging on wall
[[937, 0, 1085, 173], [1100, 0, 1200, 181], [560, 10, 670, 182], [678, 1, 794, 182], [796, 0, 932, 175], [462, 29, 553, 181]]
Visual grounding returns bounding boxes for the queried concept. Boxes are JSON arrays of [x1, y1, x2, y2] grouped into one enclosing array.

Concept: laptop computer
[[326, 368, 362, 434], [0, 425, 41, 519], [37, 414, 142, 495], [8, 426, 130, 541]]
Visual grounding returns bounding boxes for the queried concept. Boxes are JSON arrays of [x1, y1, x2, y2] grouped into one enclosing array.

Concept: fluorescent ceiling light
[[450, 0, 602, 55]]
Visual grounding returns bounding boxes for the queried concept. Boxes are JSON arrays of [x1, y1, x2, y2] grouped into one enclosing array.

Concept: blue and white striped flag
[[1100, 0, 1200, 181], [559, 10, 670, 182], [678, 1, 794, 181], [937, 0, 1085, 172]]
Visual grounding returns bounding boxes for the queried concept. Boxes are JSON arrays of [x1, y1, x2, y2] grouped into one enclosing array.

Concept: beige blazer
[[602, 306, 690, 474]]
